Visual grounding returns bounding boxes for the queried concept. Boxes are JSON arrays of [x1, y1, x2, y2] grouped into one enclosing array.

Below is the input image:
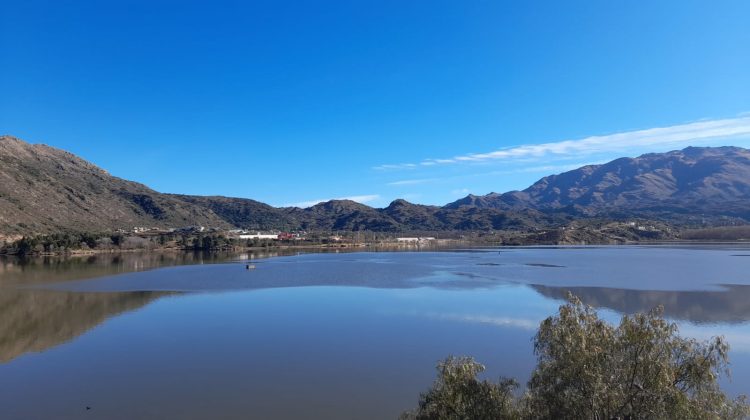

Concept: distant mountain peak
[[445, 146, 750, 222], [386, 198, 414, 208], [312, 199, 368, 209]]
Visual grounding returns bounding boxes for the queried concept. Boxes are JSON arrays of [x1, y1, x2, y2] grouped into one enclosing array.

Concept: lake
[[1, 245, 749, 419]]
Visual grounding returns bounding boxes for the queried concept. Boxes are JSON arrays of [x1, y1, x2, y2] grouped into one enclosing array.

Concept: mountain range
[[2, 135, 750, 236], [446, 146, 750, 221]]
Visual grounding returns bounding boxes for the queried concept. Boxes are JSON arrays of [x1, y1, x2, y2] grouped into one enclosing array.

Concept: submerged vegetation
[[402, 295, 749, 419]]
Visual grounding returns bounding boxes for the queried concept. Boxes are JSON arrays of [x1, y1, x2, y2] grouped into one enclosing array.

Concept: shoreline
[[0, 239, 470, 258], [3, 238, 750, 258]]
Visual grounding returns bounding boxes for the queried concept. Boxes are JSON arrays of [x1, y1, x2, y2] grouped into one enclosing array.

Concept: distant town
[[127, 225, 438, 244], [4, 217, 749, 257], [0, 223, 454, 256]]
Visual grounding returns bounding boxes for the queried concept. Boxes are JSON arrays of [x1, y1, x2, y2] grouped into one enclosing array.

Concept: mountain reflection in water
[[532, 284, 750, 324], [0, 251, 275, 287], [0, 250, 289, 362], [0, 289, 169, 362]]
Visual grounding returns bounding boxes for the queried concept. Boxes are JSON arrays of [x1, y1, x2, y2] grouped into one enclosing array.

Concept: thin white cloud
[[483, 161, 609, 176], [387, 178, 436, 186], [374, 115, 750, 170], [284, 194, 380, 208], [396, 162, 605, 190]]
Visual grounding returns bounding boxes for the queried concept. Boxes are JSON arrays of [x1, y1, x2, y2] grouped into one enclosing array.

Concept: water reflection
[[0, 251, 312, 362], [0, 247, 749, 418], [0, 289, 168, 362], [532, 284, 750, 324], [0, 250, 301, 287]]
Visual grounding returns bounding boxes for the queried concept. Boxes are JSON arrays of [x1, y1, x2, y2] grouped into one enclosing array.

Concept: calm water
[[1, 246, 749, 419]]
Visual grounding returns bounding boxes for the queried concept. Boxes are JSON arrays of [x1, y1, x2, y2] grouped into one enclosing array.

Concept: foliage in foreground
[[400, 356, 521, 420], [402, 295, 749, 420]]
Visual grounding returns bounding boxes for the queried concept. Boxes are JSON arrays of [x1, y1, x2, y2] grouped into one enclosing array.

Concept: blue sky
[[2, 1, 749, 208]]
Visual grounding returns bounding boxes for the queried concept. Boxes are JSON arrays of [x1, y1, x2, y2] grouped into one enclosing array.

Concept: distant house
[[175, 226, 205, 234], [239, 232, 278, 240], [397, 237, 435, 243], [132, 226, 162, 233]]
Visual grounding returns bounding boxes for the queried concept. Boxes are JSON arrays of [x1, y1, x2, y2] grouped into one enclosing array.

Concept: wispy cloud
[[284, 194, 380, 208], [387, 178, 436, 186], [484, 161, 608, 176], [374, 115, 750, 170], [396, 162, 605, 191]]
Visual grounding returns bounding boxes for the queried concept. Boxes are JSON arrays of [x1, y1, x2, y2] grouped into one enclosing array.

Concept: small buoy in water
[[246, 264, 256, 270]]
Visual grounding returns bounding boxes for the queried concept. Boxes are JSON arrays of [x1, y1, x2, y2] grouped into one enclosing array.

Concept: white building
[[396, 237, 435, 242], [239, 232, 278, 240]]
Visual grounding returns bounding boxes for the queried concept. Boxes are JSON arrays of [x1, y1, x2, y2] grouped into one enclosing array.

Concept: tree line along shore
[[2, 223, 750, 257]]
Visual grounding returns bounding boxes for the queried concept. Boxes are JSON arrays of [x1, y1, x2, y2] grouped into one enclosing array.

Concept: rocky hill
[[379, 199, 445, 230], [447, 146, 750, 224], [0, 136, 233, 235], [2, 135, 749, 235], [171, 194, 294, 231], [284, 199, 403, 231]]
